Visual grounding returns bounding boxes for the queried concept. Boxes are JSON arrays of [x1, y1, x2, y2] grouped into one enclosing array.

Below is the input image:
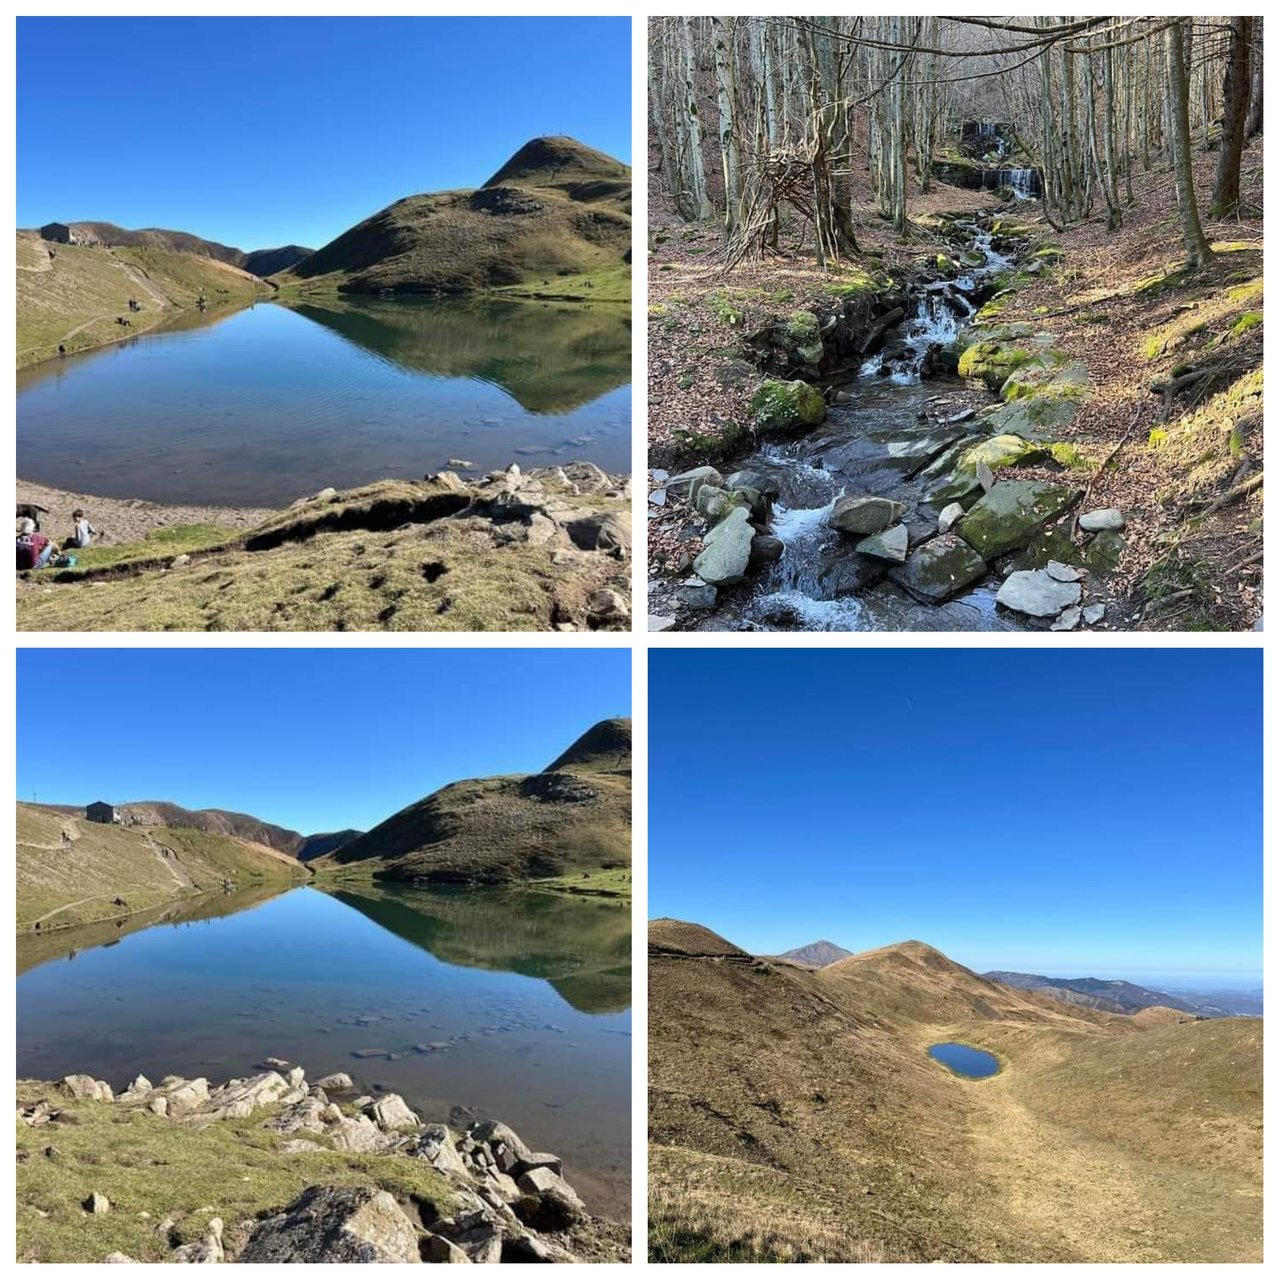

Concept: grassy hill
[[277, 136, 631, 301], [16, 232, 269, 369], [15, 803, 306, 931], [649, 925, 1262, 1263], [17, 472, 631, 634], [318, 717, 631, 885]]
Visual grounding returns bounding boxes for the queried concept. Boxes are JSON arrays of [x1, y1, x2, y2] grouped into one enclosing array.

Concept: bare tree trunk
[[1166, 20, 1214, 267], [1245, 16, 1264, 138], [1213, 16, 1253, 216], [677, 18, 712, 220], [713, 16, 743, 235]]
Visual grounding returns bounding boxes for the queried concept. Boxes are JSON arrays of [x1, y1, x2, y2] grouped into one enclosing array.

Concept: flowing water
[[16, 883, 631, 1217], [928, 1041, 1000, 1078], [17, 297, 631, 506], [693, 218, 1024, 632]]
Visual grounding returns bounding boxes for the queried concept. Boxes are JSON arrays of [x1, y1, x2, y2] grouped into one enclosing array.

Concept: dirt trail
[[145, 836, 197, 889]]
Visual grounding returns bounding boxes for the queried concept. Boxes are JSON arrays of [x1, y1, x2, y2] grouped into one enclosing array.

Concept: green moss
[[749, 379, 826, 432], [782, 310, 820, 344], [956, 341, 1035, 392], [1226, 279, 1263, 305], [1229, 310, 1263, 337], [1048, 442, 1089, 469]]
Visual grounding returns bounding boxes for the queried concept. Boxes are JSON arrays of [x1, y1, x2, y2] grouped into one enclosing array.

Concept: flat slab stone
[[693, 507, 754, 586], [855, 524, 909, 563], [996, 569, 1083, 617], [888, 534, 989, 603], [958, 480, 1080, 560]]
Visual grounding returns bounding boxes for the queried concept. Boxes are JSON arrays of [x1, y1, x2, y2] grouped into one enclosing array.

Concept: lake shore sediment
[[17, 1062, 628, 1263]]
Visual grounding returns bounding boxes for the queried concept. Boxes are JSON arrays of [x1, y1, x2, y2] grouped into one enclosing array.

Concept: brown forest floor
[[647, 142, 1263, 631]]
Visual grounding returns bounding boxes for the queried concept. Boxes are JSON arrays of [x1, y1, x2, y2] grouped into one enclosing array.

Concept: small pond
[[928, 1041, 1000, 1078]]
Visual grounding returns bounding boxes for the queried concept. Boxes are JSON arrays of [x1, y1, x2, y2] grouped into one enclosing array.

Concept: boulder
[[1079, 507, 1125, 532], [410, 1124, 470, 1180], [958, 481, 1079, 560], [313, 1073, 353, 1092], [693, 507, 754, 587], [693, 485, 738, 521], [240, 1186, 422, 1264], [327, 1115, 388, 1153], [828, 496, 903, 536], [749, 534, 784, 566], [678, 577, 717, 610], [163, 1078, 210, 1118], [855, 525, 909, 563], [750, 379, 827, 431], [61, 1075, 112, 1102], [368, 1094, 420, 1132], [201, 1072, 287, 1121], [84, 1191, 111, 1214], [264, 1097, 329, 1135], [666, 466, 723, 503], [424, 1234, 472, 1263], [889, 534, 988, 603], [171, 1219, 224, 1263], [996, 569, 1083, 617]]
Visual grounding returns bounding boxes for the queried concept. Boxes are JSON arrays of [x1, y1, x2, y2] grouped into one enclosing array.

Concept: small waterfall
[[1005, 168, 1039, 200]]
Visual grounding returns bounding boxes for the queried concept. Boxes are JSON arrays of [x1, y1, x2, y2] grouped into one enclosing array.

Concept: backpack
[[16, 534, 47, 570]]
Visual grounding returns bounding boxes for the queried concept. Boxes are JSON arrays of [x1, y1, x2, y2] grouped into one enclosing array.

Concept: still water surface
[[16, 884, 631, 1215], [16, 298, 630, 506], [928, 1041, 1000, 1078]]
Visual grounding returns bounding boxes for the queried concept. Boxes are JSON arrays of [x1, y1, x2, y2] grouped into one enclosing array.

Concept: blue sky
[[650, 649, 1262, 989], [17, 17, 631, 250], [17, 649, 629, 835]]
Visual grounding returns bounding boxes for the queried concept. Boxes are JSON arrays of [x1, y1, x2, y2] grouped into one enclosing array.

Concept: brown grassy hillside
[[15, 804, 305, 931], [320, 719, 631, 885], [649, 924, 1262, 1263], [280, 136, 630, 299]]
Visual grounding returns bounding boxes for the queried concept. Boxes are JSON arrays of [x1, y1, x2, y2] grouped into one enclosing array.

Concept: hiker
[[16, 525, 57, 570], [66, 508, 97, 548]]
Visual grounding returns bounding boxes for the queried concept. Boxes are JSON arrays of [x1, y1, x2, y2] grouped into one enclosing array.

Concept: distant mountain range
[[983, 971, 1262, 1019], [33, 221, 312, 278]]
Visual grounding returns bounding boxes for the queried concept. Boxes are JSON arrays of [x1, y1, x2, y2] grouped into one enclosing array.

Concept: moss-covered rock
[[750, 379, 827, 432], [888, 534, 989, 602], [957, 479, 1080, 560], [982, 393, 1081, 442], [999, 355, 1089, 404], [926, 435, 1048, 505], [956, 340, 1035, 392]]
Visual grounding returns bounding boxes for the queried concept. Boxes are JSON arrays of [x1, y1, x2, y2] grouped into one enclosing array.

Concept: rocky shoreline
[[17, 1063, 626, 1263]]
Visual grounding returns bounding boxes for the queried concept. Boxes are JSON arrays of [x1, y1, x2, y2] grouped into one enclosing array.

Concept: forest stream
[[683, 215, 1038, 632]]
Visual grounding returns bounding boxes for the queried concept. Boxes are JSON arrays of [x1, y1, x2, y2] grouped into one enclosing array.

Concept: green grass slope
[[278, 136, 630, 300], [16, 232, 268, 368], [319, 718, 631, 884], [15, 803, 305, 931]]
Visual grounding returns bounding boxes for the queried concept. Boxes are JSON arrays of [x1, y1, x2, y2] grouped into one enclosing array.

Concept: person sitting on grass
[[16, 520, 58, 570], [65, 508, 98, 548]]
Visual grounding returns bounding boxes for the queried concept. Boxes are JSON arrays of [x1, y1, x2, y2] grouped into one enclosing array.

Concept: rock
[[996, 569, 1083, 617], [161, 1078, 210, 1117], [260, 1057, 292, 1071], [410, 1124, 470, 1180], [1081, 528, 1124, 573], [750, 379, 827, 431], [61, 1074, 112, 1102], [455, 1225, 504, 1264], [666, 466, 723, 503], [693, 507, 754, 586], [958, 481, 1079, 560], [148, 1097, 169, 1118], [749, 534, 784, 566], [586, 588, 628, 624], [1079, 507, 1125, 532], [200, 1072, 287, 1121], [240, 1186, 422, 1264], [104, 1253, 139, 1263], [1051, 606, 1082, 631], [171, 1219, 224, 1263], [647, 614, 676, 632], [976, 459, 996, 493], [937, 502, 965, 535], [651, 468, 670, 485], [84, 1192, 111, 1214], [169, 554, 191, 569], [264, 1096, 328, 1135], [368, 1093, 419, 1131], [312, 487, 339, 503], [828, 495, 903, 536], [286, 1067, 305, 1089], [328, 1115, 388, 1153], [1083, 603, 1106, 625], [313, 1073, 353, 1092], [278, 1138, 324, 1154], [649, 488, 667, 507], [855, 524, 909, 564], [1045, 559, 1082, 582], [425, 1234, 472, 1263], [889, 534, 988, 603], [351, 1049, 389, 1060], [678, 576, 717, 610], [694, 485, 740, 522]]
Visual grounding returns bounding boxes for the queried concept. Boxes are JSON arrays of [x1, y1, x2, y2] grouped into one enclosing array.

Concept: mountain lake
[[16, 296, 630, 506], [928, 1041, 1000, 1078], [16, 882, 632, 1217]]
